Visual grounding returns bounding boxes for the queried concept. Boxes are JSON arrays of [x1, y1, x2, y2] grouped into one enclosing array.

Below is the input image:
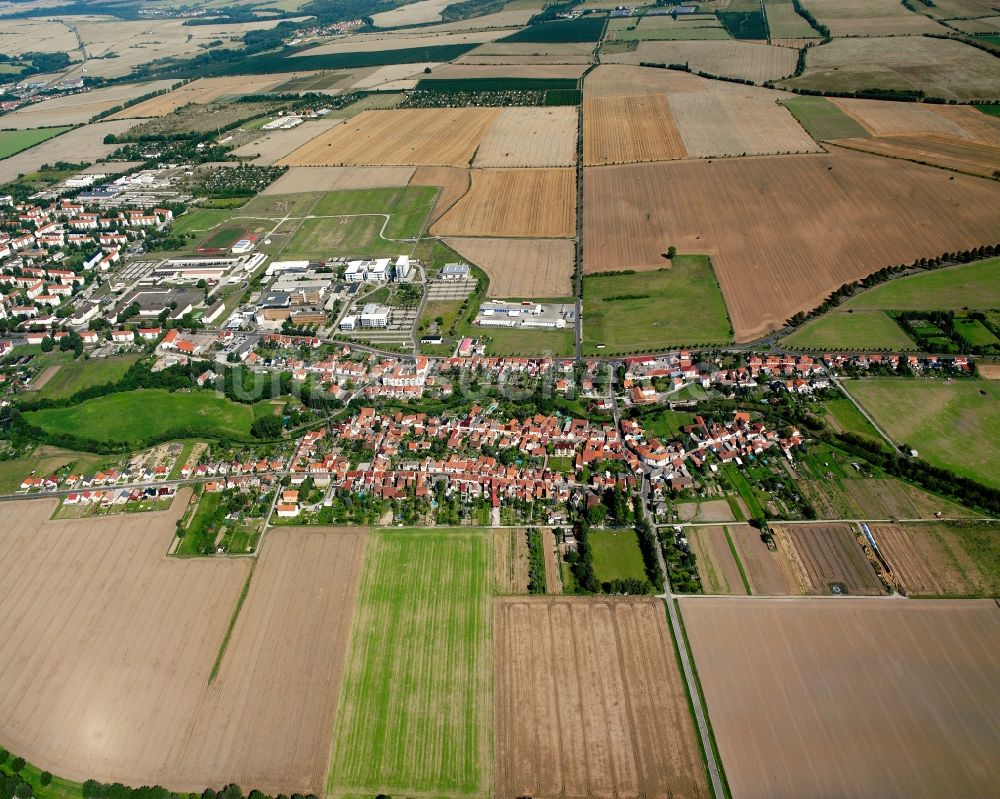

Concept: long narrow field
[[472, 107, 578, 168], [279, 107, 500, 167], [107, 75, 289, 119], [773, 523, 884, 595], [681, 598, 1000, 799], [688, 526, 748, 595], [261, 165, 417, 194], [728, 523, 799, 594], [326, 530, 493, 799], [606, 40, 798, 84], [584, 148, 1000, 341], [0, 500, 367, 794], [432, 168, 576, 239], [0, 80, 176, 128], [792, 0, 950, 36], [494, 597, 708, 799], [443, 237, 574, 297]]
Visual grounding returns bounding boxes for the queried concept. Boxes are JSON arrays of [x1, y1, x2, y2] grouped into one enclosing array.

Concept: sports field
[[0, 126, 73, 159], [782, 310, 914, 350], [327, 529, 493, 799], [842, 259, 1000, 311], [30, 355, 139, 401], [23, 389, 264, 447], [846, 379, 1000, 489], [582, 257, 733, 354], [197, 224, 246, 251]]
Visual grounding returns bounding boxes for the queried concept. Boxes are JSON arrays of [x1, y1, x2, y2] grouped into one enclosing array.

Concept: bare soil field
[[350, 63, 439, 89], [832, 98, 988, 138], [832, 135, 1000, 179], [584, 94, 687, 165], [795, 0, 950, 36], [1, 81, 176, 128], [432, 168, 576, 238], [680, 597, 1000, 799], [782, 37, 1000, 101], [978, 363, 1000, 379], [776, 523, 884, 595], [232, 119, 346, 165], [607, 40, 798, 84], [264, 165, 416, 194], [0, 120, 140, 185], [689, 526, 748, 595], [542, 529, 563, 593], [494, 597, 708, 799], [0, 498, 365, 793], [425, 63, 588, 80], [676, 499, 734, 522], [473, 107, 578, 168], [293, 29, 503, 57], [279, 107, 500, 167], [443, 237, 574, 296], [871, 522, 999, 597], [583, 149, 1000, 341], [728, 523, 799, 595], [177, 528, 366, 795], [107, 76, 289, 120], [495, 528, 531, 594], [409, 166, 470, 222]]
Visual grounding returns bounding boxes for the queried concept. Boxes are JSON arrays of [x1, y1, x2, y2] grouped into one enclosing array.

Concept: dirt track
[[494, 596, 707, 799], [0, 499, 364, 794]]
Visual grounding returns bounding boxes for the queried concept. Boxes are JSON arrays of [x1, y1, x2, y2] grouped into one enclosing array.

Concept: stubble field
[[681, 597, 1000, 799], [472, 107, 578, 168], [584, 148, 1000, 340], [443, 237, 574, 296], [107, 76, 289, 119], [773, 523, 884, 595], [584, 94, 687, 165], [1, 81, 176, 128], [261, 164, 416, 193], [793, 0, 950, 36], [606, 40, 798, 84], [279, 107, 500, 167], [232, 119, 346, 166], [432, 168, 576, 238], [0, 120, 139, 185], [494, 597, 708, 799], [688, 526, 748, 595], [410, 165, 471, 221]]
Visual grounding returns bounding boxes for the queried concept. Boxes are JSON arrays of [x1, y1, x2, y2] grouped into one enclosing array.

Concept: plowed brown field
[[279, 107, 500, 167], [542, 529, 563, 594], [495, 597, 708, 799], [0, 498, 365, 794], [584, 94, 687, 165], [473, 107, 578, 168], [776, 523, 884, 595], [432, 168, 576, 238], [728, 523, 798, 594], [681, 597, 1000, 799], [443, 237, 574, 296], [584, 148, 1000, 340], [689, 526, 747, 595]]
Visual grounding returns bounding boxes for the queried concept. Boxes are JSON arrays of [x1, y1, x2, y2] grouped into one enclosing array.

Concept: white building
[[359, 303, 390, 328], [394, 256, 410, 282], [344, 260, 366, 283], [440, 263, 470, 280], [339, 315, 357, 331], [368, 258, 391, 282]]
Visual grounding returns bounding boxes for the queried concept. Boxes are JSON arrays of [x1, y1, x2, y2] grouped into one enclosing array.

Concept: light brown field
[[371, 0, 452, 26], [443, 237, 574, 296], [278, 107, 500, 167], [416, 9, 538, 31], [675, 499, 734, 522], [795, 0, 950, 35], [870, 522, 999, 597], [978, 363, 1000, 379], [473, 107, 578, 168], [775, 522, 884, 595], [583, 148, 1000, 340], [681, 597, 1000, 799], [425, 63, 587, 80], [542, 529, 563, 593], [689, 526, 747, 595], [0, 18, 78, 54], [832, 135, 1000, 179], [585, 63, 705, 98], [948, 14, 1000, 34], [232, 119, 346, 166], [584, 94, 687, 165], [292, 29, 503, 57], [728, 523, 798, 594], [833, 98, 989, 138], [107, 75, 290, 120], [433, 168, 576, 238], [607, 40, 798, 84], [1, 80, 176, 128], [460, 41, 597, 60], [0, 120, 141, 185], [456, 52, 596, 65], [349, 62, 439, 89], [495, 597, 708, 799], [0, 497, 365, 793], [409, 166, 470, 222], [783, 36, 1000, 101], [264, 165, 416, 194], [495, 528, 531, 594]]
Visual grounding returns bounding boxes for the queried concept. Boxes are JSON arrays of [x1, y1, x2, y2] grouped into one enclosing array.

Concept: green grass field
[[32, 355, 139, 401], [955, 317, 1000, 346], [782, 96, 870, 141], [23, 389, 264, 447], [483, 325, 576, 356], [170, 207, 234, 236], [327, 529, 493, 799], [0, 126, 73, 159], [582, 257, 732, 354], [842, 259, 1000, 311], [643, 410, 697, 440], [822, 398, 889, 448], [723, 464, 766, 519], [847, 379, 1000, 489], [589, 530, 649, 585], [197, 224, 247, 250], [782, 310, 914, 350]]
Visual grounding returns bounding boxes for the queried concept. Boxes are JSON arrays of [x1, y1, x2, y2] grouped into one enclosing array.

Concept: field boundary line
[[723, 526, 753, 594], [208, 560, 256, 684]]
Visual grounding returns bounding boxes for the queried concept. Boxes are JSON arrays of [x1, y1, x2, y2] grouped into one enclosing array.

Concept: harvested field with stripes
[[494, 597, 708, 799], [494, 528, 530, 594], [473, 107, 578, 168], [232, 119, 345, 166], [793, 0, 949, 36], [688, 526, 748, 595], [773, 523, 884, 595], [107, 75, 288, 119], [261, 165, 416, 194], [542, 529, 563, 593], [279, 107, 500, 167], [681, 597, 1000, 799], [607, 40, 798, 84], [444, 237, 574, 297], [584, 148, 1000, 340], [432, 168, 576, 239], [584, 94, 686, 165]]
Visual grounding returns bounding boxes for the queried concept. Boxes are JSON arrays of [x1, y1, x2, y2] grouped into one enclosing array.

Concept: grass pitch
[[582, 256, 732, 354], [327, 529, 493, 799], [847, 378, 1000, 489], [0, 126, 74, 159]]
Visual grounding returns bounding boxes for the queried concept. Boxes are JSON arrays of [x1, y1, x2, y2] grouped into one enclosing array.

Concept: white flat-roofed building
[[265, 260, 310, 277], [441, 263, 470, 280], [359, 303, 390, 328], [368, 258, 391, 282], [394, 255, 410, 281], [344, 260, 366, 282], [339, 315, 357, 331]]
